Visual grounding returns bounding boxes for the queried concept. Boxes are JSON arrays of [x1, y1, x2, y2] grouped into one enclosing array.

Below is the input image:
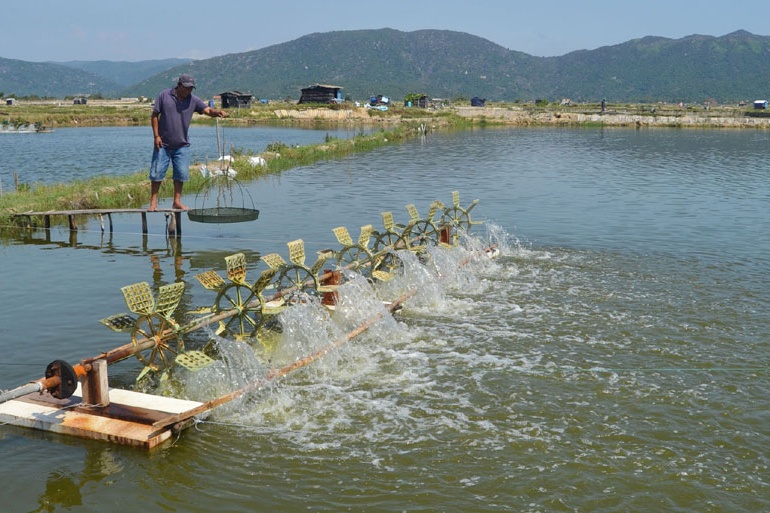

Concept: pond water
[[0, 124, 363, 186], [1, 126, 768, 513]]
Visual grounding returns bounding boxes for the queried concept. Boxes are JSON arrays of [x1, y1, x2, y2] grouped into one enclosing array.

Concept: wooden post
[[44, 215, 51, 230], [321, 269, 341, 305], [141, 212, 148, 234], [99, 214, 105, 233], [68, 214, 77, 231], [81, 358, 109, 407], [175, 211, 182, 238], [167, 213, 176, 237], [107, 213, 113, 234], [440, 225, 451, 245]]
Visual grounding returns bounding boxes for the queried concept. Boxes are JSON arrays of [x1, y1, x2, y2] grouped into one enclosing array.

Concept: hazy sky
[[3, 0, 767, 62]]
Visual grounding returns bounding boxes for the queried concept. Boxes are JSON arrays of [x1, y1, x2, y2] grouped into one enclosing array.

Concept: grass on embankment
[[0, 125, 416, 233], [1, 103, 153, 128]]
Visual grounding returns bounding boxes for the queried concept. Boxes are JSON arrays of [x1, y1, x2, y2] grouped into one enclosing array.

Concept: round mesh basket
[[188, 206, 259, 224], [188, 175, 259, 224]]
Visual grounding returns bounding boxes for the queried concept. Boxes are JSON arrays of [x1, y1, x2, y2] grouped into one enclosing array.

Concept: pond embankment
[[452, 106, 770, 128], [267, 104, 770, 129]]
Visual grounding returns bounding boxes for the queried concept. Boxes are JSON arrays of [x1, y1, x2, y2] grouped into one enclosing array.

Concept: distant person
[[148, 74, 227, 211], [601, 98, 606, 112]]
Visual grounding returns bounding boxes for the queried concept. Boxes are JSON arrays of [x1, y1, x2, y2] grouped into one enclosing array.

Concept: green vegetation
[[0, 103, 152, 128]]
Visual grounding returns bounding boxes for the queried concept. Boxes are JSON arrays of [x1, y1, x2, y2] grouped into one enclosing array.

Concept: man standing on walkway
[[149, 74, 227, 211]]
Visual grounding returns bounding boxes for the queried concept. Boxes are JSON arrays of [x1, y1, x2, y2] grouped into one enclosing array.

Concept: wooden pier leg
[[167, 213, 176, 237], [68, 214, 77, 231], [141, 212, 148, 234], [99, 214, 105, 233], [44, 215, 50, 230], [81, 358, 110, 407], [174, 211, 182, 238], [107, 213, 113, 234]]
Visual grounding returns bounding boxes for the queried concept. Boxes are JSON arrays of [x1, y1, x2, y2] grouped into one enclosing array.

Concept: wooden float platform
[[0, 383, 204, 449], [12, 208, 185, 237]]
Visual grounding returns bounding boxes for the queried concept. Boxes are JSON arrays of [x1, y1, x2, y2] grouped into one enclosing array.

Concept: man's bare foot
[[148, 202, 158, 212], [172, 203, 189, 211]]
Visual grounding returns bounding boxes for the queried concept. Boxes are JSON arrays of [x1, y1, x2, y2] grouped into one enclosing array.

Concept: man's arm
[[203, 106, 227, 118], [151, 112, 162, 149]]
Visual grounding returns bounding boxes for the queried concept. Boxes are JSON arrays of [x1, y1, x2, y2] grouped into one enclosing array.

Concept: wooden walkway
[[13, 208, 185, 236]]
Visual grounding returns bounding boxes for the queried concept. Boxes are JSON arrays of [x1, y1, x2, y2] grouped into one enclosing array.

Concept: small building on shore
[[220, 91, 253, 109], [404, 94, 427, 108], [753, 100, 768, 109], [298, 84, 343, 104]]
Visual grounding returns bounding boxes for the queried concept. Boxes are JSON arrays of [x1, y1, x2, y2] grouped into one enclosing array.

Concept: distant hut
[[299, 84, 343, 104], [753, 100, 768, 109], [220, 91, 253, 109], [470, 97, 486, 107], [404, 94, 427, 108]]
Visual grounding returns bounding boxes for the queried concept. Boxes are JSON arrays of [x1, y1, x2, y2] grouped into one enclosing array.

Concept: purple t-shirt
[[153, 87, 207, 148]]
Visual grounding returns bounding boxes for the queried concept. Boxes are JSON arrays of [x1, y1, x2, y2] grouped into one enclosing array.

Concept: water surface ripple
[[0, 127, 768, 513]]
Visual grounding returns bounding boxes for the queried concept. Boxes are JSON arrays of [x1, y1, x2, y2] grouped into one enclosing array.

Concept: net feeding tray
[[188, 173, 259, 224], [188, 206, 259, 224]]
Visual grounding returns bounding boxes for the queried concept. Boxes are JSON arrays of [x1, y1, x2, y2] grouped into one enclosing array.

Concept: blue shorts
[[149, 145, 191, 182]]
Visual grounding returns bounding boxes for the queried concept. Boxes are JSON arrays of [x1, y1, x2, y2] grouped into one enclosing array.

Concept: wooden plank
[[107, 388, 203, 415], [0, 395, 170, 448], [13, 208, 185, 216], [0, 384, 205, 449]]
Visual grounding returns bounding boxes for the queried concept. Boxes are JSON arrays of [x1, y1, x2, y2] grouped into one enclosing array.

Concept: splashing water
[[163, 230, 514, 428]]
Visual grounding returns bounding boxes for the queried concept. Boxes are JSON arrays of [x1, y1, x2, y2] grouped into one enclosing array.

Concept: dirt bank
[[266, 104, 770, 129], [452, 106, 770, 128]]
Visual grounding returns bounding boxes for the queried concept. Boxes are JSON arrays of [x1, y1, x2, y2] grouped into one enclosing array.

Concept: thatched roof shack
[[220, 91, 253, 108], [299, 84, 343, 104]]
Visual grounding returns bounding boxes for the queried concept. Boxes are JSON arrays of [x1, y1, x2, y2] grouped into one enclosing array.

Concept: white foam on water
[[167, 227, 708, 465]]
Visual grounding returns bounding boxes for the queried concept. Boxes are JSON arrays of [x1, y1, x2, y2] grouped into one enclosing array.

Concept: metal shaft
[[0, 382, 43, 404]]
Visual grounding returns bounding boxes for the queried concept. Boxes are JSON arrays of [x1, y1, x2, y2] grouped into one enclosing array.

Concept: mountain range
[[2, 29, 769, 103]]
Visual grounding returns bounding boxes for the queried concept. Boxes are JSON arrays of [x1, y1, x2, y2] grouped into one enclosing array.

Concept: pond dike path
[[273, 105, 770, 129]]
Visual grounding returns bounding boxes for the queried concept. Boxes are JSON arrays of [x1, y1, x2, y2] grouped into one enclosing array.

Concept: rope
[[191, 418, 261, 431]]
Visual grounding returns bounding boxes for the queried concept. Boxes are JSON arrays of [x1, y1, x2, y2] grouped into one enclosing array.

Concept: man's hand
[[206, 108, 227, 118]]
